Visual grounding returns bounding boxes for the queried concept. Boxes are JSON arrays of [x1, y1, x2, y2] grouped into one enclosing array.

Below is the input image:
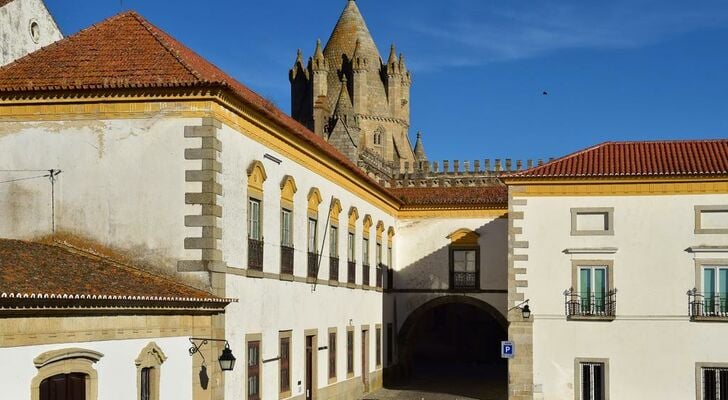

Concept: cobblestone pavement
[[362, 363, 507, 400]]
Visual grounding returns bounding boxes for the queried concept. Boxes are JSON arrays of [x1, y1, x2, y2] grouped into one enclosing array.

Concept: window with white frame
[[700, 366, 728, 400], [347, 232, 355, 262], [281, 209, 292, 246], [330, 225, 338, 257], [363, 238, 370, 266], [248, 199, 261, 240], [578, 265, 608, 314], [703, 266, 728, 315], [578, 361, 607, 400], [308, 218, 317, 253]]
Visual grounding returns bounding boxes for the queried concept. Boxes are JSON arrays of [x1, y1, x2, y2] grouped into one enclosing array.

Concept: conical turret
[[289, 49, 308, 82], [387, 44, 398, 70], [312, 39, 327, 72], [334, 75, 353, 118]]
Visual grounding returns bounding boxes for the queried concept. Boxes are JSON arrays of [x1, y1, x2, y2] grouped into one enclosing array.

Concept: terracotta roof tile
[[390, 185, 508, 207], [0, 11, 392, 200], [0, 238, 225, 303], [507, 139, 728, 179], [0, 0, 15, 8]]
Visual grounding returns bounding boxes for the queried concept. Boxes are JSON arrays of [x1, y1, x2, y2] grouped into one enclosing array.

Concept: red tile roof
[[390, 185, 508, 207], [0, 11, 393, 201], [507, 140, 728, 179], [0, 239, 231, 309]]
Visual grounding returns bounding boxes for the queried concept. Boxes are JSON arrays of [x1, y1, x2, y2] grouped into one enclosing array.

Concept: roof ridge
[[127, 11, 205, 82], [507, 141, 609, 177]]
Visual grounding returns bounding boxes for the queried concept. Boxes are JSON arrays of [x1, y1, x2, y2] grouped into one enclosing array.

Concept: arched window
[[247, 160, 268, 272], [373, 126, 385, 146], [32, 348, 103, 400], [135, 342, 167, 400], [446, 228, 481, 290]]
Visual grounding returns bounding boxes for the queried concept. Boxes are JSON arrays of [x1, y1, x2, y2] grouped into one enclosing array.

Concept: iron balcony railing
[[280, 245, 294, 275], [347, 261, 356, 284], [362, 264, 370, 287], [307, 252, 318, 279], [564, 288, 617, 318], [248, 238, 264, 271], [376, 264, 384, 288], [688, 289, 728, 318], [453, 272, 477, 289], [329, 257, 339, 281]]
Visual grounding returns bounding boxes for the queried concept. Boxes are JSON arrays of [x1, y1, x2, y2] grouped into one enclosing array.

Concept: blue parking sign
[[501, 341, 514, 358]]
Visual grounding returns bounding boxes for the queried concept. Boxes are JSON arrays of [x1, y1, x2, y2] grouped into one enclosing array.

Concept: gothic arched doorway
[[395, 295, 508, 399]]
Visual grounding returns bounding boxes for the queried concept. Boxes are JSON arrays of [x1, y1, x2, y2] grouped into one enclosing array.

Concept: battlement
[[356, 152, 555, 188]]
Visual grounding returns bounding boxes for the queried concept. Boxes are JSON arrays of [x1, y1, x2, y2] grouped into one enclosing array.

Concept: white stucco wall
[[393, 216, 508, 328], [0, 117, 202, 274], [516, 191, 728, 399], [1, 336, 193, 400], [217, 123, 394, 399], [0, 0, 62, 66]]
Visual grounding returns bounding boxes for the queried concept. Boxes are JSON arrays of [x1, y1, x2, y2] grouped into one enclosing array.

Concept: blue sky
[[45, 0, 728, 162]]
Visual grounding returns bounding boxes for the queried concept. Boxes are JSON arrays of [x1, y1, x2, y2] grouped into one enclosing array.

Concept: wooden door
[[39, 373, 86, 400], [361, 329, 369, 392], [305, 335, 313, 400]]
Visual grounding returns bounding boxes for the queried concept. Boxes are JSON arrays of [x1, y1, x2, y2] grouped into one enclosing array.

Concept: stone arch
[[307, 187, 322, 215], [397, 295, 507, 374], [247, 160, 268, 195], [280, 175, 298, 206], [31, 348, 103, 400], [446, 228, 480, 246], [329, 198, 343, 224]]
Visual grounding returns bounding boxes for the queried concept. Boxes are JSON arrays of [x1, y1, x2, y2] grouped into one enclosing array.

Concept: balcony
[[362, 264, 370, 287], [688, 289, 728, 320], [307, 252, 318, 279], [347, 261, 356, 285], [248, 238, 264, 271], [329, 257, 339, 282], [452, 272, 477, 290], [280, 245, 294, 275], [376, 264, 384, 288], [564, 288, 617, 320]]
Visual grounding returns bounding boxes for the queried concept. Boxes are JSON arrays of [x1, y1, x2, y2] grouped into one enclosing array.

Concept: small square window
[[571, 208, 614, 236], [695, 206, 728, 234]]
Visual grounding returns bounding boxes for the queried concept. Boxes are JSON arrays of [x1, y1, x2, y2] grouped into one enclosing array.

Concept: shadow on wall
[[380, 218, 509, 398]]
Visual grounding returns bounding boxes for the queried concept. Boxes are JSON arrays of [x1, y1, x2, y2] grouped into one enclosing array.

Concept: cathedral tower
[[289, 0, 422, 176]]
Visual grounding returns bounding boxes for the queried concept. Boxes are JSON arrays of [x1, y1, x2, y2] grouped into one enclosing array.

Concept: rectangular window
[[347, 330, 354, 375], [308, 218, 317, 253], [330, 226, 338, 257], [451, 249, 478, 289], [140, 367, 151, 400], [248, 340, 261, 400], [375, 326, 382, 367], [387, 246, 393, 289], [701, 367, 728, 400], [328, 331, 337, 380], [571, 207, 614, 236], [703, 266, 728, 315], [248, 199, 261, 240], [580, 362, 605, 400], [279, 336, 290, 395], [579, 266, 608, 314], [376, 243, 382, 265], [348, 232, 355, 262], [363, 238, 370, 266], [281, 209, 292, 246], [696, 206, 728, 234]]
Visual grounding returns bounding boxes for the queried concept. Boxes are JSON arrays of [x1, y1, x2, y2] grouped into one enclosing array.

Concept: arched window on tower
[[373, 126, 385, 147]]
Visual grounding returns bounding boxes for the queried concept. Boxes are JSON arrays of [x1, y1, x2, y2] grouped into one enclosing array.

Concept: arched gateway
[[393, 295, 508, 399]]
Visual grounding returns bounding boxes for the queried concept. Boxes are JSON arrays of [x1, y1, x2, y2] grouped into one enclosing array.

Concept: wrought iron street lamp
[[189, 338, 237, 371]]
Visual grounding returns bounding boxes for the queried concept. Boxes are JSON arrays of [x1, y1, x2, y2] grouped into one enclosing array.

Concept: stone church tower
[[289, 0, 425, 177]]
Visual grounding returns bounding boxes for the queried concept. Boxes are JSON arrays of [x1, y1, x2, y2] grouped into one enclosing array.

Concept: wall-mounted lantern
[[509, 299, 531, 319], [189, 338, 237, 371]]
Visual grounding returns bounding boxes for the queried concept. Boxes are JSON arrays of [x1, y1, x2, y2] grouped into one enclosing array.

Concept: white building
[[0, 0, 62, 66], [0, 4, 726, 400], [504, 141, 728, 400]]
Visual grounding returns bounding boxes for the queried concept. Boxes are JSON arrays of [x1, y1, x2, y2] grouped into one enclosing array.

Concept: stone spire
[[414, 131, 427, 161], [312, 39, 326, 71], [324, 0, 381, 64], [334, 75, 353, 117], [387, 44, 398, 68]]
